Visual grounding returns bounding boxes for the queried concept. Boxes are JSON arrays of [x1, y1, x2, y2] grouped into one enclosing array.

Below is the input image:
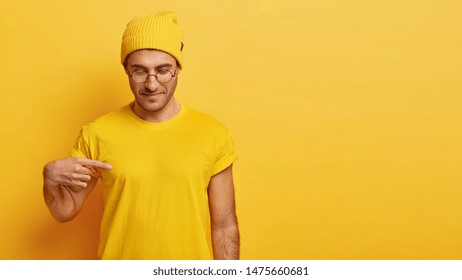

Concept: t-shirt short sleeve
[[69, 126, 91, 159], [212, 130, 238, 176]]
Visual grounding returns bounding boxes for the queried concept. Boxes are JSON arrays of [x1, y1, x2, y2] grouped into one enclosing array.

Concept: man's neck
[[131, 98, 181, 123]]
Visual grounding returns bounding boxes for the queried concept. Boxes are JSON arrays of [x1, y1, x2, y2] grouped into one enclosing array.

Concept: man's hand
[[44, 157, 112, 189], [43, 157, 112, 222]]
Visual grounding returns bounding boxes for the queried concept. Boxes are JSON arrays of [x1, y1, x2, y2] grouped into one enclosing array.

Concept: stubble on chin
[[135, 91, 174, 114]]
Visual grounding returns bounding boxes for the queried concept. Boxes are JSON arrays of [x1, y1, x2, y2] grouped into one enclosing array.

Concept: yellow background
[[1, 0, 461, 259]]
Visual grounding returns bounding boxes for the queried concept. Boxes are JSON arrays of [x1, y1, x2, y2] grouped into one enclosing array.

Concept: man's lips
[[141, 92, 164, 96]]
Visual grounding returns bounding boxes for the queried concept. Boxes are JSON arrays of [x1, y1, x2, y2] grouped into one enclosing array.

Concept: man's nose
[[145, 75, 160, 91]]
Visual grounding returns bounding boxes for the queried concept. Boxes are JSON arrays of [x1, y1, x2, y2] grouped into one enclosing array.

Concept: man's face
[[125, 49, 179, 114]]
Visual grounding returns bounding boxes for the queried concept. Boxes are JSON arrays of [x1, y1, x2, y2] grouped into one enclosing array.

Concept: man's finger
[[69, 178, 88, 188], [74, 157, 112, 170], [71, 173, 92, 182], [75, 165, 94, 175]]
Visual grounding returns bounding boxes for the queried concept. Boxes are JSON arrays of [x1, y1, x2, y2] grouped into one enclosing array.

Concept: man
[[42, 11, 240, 260]]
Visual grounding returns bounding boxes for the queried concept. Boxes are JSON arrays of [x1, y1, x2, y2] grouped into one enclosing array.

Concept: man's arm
[[208, 164, 240, 260], [43, 157, 112, 222]]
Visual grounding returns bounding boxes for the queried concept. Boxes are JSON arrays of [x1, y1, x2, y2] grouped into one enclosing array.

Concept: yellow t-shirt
[[70, 104, 238, 259]]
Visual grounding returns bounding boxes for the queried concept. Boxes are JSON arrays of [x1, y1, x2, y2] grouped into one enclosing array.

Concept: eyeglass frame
[[128, 68, 178, 84]]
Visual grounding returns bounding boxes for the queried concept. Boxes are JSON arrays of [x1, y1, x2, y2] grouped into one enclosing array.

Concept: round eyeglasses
[[128, 69, 177, 84]]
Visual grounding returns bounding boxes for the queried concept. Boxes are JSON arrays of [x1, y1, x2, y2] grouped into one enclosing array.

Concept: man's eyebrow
[[130, 63, 173, 70], [155, 63, 174, 70]]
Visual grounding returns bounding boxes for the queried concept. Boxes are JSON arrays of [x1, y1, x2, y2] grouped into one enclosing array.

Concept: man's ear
[[176, 63, 181, 75], [123, 58, 130, 74]]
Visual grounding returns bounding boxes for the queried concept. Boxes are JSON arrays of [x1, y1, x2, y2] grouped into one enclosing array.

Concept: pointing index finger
[[75, 157, 112, 170]]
